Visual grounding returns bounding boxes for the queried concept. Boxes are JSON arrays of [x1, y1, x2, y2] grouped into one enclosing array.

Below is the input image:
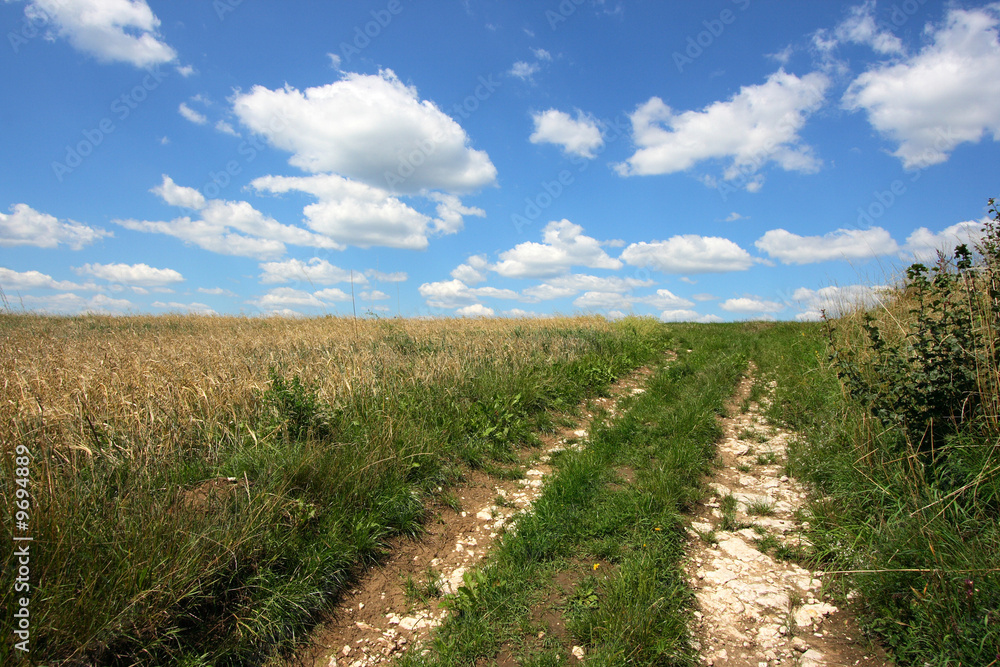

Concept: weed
[[755, 451, 779, 466], [746, 499, 776, 516]]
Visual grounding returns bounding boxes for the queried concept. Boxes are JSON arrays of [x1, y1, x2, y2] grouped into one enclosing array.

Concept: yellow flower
[[593, 563, 599, 570], [654, 527, 661, 531]]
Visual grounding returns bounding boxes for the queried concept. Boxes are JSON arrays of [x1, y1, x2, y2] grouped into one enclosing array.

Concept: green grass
[[398, 322, 789, 667], [761, 310, 1000, 664], [0, 316, 673, 666]]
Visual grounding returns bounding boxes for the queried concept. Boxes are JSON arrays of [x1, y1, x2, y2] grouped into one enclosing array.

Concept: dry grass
[[0, 314, 613, 460]]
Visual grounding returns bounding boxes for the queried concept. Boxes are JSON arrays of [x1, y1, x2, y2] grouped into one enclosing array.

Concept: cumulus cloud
[[360, 290, 389, 301], [251, 286, 352, 311], [22, 0, 176, 67], [118, 176, 342, 260], [843, 6, 1000, 169], [258, 257, 367, 285], [152, 301, 216, 315], [232, 69, 496, 194], [151, 175, 206, 209], [720, 297, 785, 314], [833, 1, 904, 55], [638, 289, 695, 310], [615, 69, 829, 187], [659, 309, 722, 323], [418, 279, 518, 309], [530, 109, 604, 158], [75, 262, 183, 286], [0, 267, 92, 291], [0, 203, 111, 250], [620, 235, 754, 274], [22, 292, 132, 314], [522, 274, 654, 301], [494, 220, 622, 278], [755, 227, 900, 264], [252, 173, 482, 250], [456, 303, 495, 317], [904, 218, 988, 262], [451, 255, 490, 285], [573, 291, 631, 310], [793, 284, 889, 321]]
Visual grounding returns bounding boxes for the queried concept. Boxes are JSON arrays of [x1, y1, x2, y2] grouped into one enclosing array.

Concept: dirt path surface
[[684, 368, 892, 667], [285, 364, 658, 667]]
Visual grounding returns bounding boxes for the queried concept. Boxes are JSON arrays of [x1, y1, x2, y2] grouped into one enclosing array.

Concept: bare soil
[[282, 365, 657, 667], [684, 368, 893, 667]]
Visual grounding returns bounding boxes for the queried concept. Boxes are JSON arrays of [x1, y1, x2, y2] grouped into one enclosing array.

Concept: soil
[[282, 363, 658, 667], [683, 367, 894, 667]]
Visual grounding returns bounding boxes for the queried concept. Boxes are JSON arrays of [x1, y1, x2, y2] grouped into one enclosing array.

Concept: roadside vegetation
[[0, 315, 669, 666], [767, 200, 1000, 665]]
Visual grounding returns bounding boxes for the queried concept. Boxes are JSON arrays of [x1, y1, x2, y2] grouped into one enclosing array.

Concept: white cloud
[[834, 1, 904, 55], [252, 173, 481, 250], [504, 308, 546, 318], [659, 309, 703, 322], [574, 291, 630, 310], [258, 258, 367, 285], [252, 286, 351, 311], [197, 287, 237, 297], [215, 120, 239, 136], [720, 297, 785, 314], [232, 69, 496, 194], [724, 212, 744, 222], [176, 64, 195, 77], [522, 274, 654, 301], [531, 48, 552, 61], [494, 220, 623, 278], [327, 52, 342, 69], [456, 303, 495, 317], [509, 61, 540, 80], [0, 203, 111, 250], [638, 289, 695, 310], [793, 284, 889, 321], [366, 269, 408, 283], [152, 301, 216, 315], [75, 262, 183, 286], [615, 70, 829, 186], [450, 254, 490, 285], [120, 177, 342, 260], [843, 6, 1000, 169], [904, 218, 988, 262], [620, 236, 754, 273], [360, 290, 389, 301], [0, 267, 92, 291], [755, 227, 900, 264], [530, 109, 604, 158], [24, 0, 176, 67], [418, 279, 518, 309], [22, 292, 132, 314], [692, 293, 717, 302], [151, 175, 206, 210], [178, 102, 207, 125]]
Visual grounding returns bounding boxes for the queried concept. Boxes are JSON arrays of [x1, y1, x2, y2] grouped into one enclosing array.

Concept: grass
[[755, 202, 1000, 666], [397, 322, 788, 666], [0, 314, 671, 666]]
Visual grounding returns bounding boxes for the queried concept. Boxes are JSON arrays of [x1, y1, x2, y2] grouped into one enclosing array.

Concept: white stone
[[572, 645, 586, 660]]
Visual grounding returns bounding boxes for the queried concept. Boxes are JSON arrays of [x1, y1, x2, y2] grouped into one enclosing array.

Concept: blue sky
[[1, 0, 998, 321]]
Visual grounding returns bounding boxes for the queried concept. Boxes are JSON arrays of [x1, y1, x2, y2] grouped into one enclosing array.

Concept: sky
[[1, 0, 999, 321]]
